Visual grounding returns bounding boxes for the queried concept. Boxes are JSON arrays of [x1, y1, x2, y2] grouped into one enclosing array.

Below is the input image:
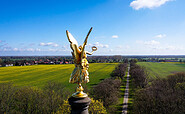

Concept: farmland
[[131, 62, 185, 114], [138, 62, 185, 79], [0, 63, 117, 91]]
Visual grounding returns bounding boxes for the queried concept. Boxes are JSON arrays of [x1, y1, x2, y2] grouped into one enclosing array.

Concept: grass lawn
[[138, 62, 185, 79], [0, 63, 117, 92]]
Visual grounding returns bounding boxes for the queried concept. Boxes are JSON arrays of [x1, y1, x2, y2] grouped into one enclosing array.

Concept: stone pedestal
[[68, 97, 91, 114]]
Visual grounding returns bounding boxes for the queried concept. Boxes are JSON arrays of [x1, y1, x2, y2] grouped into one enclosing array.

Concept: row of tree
[[91, 63, 128, 113], [0, 82, 108, 114], [129, 62, 148, 88], [129, 61, 185, 114], [111, 63, 128, 79]]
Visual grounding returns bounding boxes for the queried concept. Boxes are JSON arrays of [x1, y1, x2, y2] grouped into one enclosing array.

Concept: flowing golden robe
[[69, 52, 89, 84]]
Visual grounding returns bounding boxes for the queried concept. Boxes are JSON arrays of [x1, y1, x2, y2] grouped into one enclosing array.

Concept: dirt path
[[122, 66, 130, 114]]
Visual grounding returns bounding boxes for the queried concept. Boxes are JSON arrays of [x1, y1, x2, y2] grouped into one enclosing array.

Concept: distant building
[[6, 64, 13, 67]]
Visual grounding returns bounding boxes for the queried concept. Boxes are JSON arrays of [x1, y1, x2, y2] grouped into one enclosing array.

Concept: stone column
[[68, 97, 91, 114]]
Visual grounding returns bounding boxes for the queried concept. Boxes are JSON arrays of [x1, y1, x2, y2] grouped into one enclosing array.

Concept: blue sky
[[0, 0, 185, 56]]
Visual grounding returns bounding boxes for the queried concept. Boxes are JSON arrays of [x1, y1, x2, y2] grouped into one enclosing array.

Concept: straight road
[[122, 66, 130, 114]]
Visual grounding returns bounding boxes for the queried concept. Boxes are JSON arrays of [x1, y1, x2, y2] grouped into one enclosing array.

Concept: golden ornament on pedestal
[[66, 27, 97, 98]]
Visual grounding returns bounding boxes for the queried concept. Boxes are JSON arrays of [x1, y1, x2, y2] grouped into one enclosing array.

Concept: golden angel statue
[[66, 27, 97, 98]]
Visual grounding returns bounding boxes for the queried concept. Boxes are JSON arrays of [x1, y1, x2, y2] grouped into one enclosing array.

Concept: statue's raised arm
[[80, 27, 93, 61]]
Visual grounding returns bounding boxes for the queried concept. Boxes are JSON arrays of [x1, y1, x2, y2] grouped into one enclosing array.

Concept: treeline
[[1, 55, 185, 67], [0, 56, 74, 67], [0, 82, 107, 114], [0, 82, 68, 113], [130, 61, 185, 114], [130, 61, 148, 88], [91, 62, 128, 113], [0, 56, 129, 67]]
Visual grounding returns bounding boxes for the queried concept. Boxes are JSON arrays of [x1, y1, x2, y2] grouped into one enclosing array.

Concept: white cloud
[[39, 42, 59, 47], [2, 48, 9, 51], [137, 40, 160, 45], [47, 48, 69, 52], [112, 35, 119, 39], [109, 49, 113, 52], [116, 45, 130, 49], [1, 45, 69, 52], [93, 42, 109, 48], [144, 40, 160, 45], [3, 48, 41, 52], [164, 45, 184, 50], [125, 45, 130, 49], [35, 48, 41, 51], [61, 45, 70, 51], [155, 34, 166, 38], [130, 0, 171, 10], [48, 49, 57, 52], [136, 40, 185, 55], [151, 45, 184, 51], [29, 43, 35, 46], [0, 41, 8, 47], [53, 44, 59, 47], [26, 48, 35, 52], [104, 45, 109, 48], [2, 46, 12, 51], [116, 45, 123, 48], [13, 48, 19, 51]]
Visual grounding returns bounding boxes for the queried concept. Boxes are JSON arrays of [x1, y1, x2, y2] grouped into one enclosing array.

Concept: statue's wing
[[81, 27, 93, 59], [66, 30, 78, 46], [66, 30, 80, 59]]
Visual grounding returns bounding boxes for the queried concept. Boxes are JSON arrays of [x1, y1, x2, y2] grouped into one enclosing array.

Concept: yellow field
[[0, 63, 117, 90]]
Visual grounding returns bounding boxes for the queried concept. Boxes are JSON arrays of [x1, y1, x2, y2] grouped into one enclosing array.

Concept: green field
[[0, 63, 117, 91], [138, 62, 185, 79]]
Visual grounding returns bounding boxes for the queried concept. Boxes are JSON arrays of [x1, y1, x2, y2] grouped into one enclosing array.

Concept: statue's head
[[79, 45, 82, 50]]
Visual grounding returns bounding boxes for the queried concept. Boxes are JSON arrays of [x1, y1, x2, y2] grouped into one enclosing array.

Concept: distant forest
[[0, 55, 185, 67]]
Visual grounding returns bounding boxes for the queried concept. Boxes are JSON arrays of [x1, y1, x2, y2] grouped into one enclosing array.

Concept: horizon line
[[0, 55, 185, 57]]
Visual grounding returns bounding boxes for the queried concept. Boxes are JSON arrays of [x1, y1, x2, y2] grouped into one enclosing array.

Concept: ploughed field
[[138, 62, 185, 79], [0, 63, 117, 91]]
